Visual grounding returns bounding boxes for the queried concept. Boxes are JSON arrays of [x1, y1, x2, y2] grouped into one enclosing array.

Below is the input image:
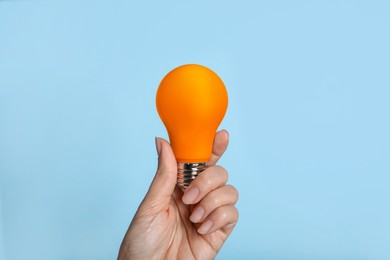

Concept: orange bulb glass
[[156, 64, 228, 189]]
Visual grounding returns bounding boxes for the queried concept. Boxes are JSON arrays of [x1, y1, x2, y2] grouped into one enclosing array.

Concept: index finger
[[207, 130, 229, 166]]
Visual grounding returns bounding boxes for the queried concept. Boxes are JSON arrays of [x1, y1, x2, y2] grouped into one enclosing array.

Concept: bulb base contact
[[177, 162, 207, 190]]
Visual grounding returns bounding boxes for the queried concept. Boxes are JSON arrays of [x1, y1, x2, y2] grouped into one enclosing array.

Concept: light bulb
[[156, 64, 228, 190]]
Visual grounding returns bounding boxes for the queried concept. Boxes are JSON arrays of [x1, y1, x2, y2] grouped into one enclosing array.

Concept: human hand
[[118, 130, 239, 260]]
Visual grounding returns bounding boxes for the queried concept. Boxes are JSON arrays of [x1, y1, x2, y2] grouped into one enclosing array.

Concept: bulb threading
[[177, 162, 207, 190]]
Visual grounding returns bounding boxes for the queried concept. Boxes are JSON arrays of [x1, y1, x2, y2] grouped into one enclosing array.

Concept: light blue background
[[1, 1, 389, 259]]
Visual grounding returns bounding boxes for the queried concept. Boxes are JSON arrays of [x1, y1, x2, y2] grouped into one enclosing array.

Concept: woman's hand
[[118, 130, 238, 260]]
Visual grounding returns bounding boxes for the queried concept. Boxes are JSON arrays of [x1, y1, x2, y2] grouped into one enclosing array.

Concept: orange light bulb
[[156, 64, 228, 189]]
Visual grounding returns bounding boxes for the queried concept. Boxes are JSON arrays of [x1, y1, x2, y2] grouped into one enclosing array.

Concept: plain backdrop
[[1, 1, 389, 259]]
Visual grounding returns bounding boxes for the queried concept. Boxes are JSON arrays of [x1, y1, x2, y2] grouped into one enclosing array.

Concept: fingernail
[[190, 206, 205, 223], [198, 220, 213, 234], [182, 187, 199, 205], [155, 137, 162, 156]]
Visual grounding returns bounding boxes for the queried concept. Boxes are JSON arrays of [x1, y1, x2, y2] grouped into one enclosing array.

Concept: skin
[[118, 130, 239, 260]]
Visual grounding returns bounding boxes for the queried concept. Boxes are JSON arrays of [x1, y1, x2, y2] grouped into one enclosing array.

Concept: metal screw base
[[177, 162, 207, 190]]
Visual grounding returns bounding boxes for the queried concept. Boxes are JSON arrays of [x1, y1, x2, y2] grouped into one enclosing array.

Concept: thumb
[[141, 137, 177, 213]]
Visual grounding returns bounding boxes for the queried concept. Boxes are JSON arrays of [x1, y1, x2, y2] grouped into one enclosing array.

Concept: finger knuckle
[[233, 207, 239, 220], [224, 185, 238, 200], [216, 166, 228, 181], [211, 195, 220, 206], [220, 211, 228, 220], [205, 178, 213, 188], [231, 186, 239, 200]]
